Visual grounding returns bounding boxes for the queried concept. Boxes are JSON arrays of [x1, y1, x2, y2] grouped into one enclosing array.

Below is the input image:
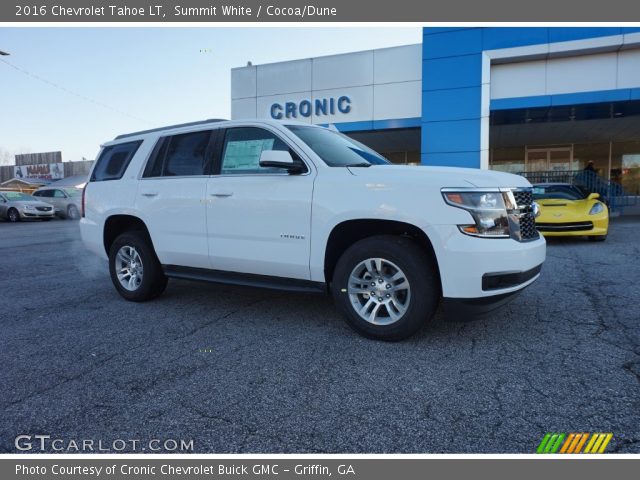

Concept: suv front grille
[[508, 188, 539, 242], [36, 206, 52, 212], [513, 190, 532, 209], [519, 212, 538, 239]]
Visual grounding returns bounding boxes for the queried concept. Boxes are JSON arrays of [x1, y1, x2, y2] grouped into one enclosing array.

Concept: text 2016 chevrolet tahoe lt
[[80, 119, 545, 341]]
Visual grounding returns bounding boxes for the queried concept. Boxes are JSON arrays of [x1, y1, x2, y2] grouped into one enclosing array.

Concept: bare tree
[[0, 147, 13, 166]]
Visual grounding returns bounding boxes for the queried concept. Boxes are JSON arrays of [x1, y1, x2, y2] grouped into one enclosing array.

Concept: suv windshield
[[287, 125, 390, 167]]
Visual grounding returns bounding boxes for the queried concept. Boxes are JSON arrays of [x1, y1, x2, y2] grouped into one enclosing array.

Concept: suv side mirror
[[588, 193, 600, 200], [259, 150, 301, 173]]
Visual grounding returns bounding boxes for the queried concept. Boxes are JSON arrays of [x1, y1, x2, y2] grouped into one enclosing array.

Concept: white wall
[[231, 44, 422, 124], [491, 48, 640, 99]]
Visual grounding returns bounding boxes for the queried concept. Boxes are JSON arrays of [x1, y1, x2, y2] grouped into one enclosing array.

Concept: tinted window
[[164, 131, 211, 176], [91, 141, 142, 182], [220, 127, 306, 175], [34, 190, 52, 197], [286, 125, 389, 167], [143, 130, 211, 177], [143, 137, 169, 178]]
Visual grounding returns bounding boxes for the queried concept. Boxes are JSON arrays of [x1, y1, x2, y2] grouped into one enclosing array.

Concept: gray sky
[[0, 27, 421, 162]]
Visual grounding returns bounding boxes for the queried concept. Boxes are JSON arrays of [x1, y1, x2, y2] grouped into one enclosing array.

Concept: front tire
[[7, 208, 20, 223], [108, 231, 168, 302], [331, 235, 440, 341]]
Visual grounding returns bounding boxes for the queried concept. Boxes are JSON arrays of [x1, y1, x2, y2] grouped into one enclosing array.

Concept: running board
[[162, 265, 326, 294]]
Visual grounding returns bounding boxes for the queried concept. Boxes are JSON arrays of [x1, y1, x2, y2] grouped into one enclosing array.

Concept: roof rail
[[114, 118, 228, 140]]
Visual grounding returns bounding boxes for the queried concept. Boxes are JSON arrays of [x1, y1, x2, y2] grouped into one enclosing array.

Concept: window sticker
[[223, 139, 275, 171]]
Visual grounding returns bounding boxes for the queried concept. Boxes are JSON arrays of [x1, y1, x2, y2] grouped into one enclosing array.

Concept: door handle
[[210, 192, 233, 198], [141, 192, 158, 197]]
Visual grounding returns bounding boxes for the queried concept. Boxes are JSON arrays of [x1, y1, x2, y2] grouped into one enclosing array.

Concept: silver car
[[32, 187, 82, 219], [0, 191, 56, 222]]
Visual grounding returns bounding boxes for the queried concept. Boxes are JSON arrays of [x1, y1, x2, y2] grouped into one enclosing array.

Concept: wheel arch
[[103, 214, 153, 256], [323, 219, 442, 292]]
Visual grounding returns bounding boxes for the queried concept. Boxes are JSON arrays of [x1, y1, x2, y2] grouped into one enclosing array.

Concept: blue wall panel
[[422, 54, 482, 91], [491, 89, 640, 110], [422, 28, 483, 59], [422, 87, 481, 122], [482, 28, 549, 50], [548, 27, 623, 43], [422, 119, 481, 153]]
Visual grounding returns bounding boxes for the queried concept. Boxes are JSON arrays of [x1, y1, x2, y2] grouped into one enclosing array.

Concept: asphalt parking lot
[[1, 218, 639, 453]]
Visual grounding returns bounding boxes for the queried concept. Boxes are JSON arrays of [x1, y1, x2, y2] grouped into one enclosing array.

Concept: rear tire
[[108, 231, 168, 302], [7, 208, 20, 223], [331, 235, 439, 341], [67, 204, 80, 220]]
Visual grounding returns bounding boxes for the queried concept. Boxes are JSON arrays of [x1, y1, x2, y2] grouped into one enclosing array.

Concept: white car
[[32, 187, 82, 220], [80, 119, 545, 340], [0, 191, 56, 222]]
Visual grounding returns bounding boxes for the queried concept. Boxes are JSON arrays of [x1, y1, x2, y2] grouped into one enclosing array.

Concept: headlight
[[589, 202, 604, 215], [22, 204, 35, 210], [442, 191, 510, 238]]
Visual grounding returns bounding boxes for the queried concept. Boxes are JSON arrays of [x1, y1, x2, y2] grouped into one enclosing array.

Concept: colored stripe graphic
[[584, 433, 613, 453], [573, 433, 589, 453], [538, 433, 612, 453], [537, 433, 552, 453], [560, 433, 576, 453], [537, 433, 565, 453], [559, 433, 589, 453], [584, 433, 599, 453]]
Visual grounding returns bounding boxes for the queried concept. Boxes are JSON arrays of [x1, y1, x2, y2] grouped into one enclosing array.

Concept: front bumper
[[424, 224, 546, 299], [536, 208, 608, 237], [20, 207, 54, 218], [537, 216, 608, 237]]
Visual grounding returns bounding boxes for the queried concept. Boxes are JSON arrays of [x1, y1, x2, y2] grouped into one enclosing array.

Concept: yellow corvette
[[533, 183, 609, 241]]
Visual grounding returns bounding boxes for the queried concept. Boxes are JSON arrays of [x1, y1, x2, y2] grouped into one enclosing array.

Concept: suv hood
[[346, 165, 532, 189]]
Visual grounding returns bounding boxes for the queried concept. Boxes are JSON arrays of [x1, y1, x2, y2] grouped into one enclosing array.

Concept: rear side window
[[143, 130, 212, 178], [91, 141, 142, 182]]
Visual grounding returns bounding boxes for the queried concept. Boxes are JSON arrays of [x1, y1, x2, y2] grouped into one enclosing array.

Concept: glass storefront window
[[490, 142, 640, 194], [490, 147, 525, 173], [572, 143, 610, 177], [612, 142, 640, 195], [383, 151, 421, 165]]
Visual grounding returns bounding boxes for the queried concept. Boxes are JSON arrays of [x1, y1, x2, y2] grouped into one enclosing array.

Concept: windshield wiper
[[345, 162, 372, 168]]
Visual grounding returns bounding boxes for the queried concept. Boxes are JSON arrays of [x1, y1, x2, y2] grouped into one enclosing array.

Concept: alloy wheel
[[347, 258, 411, 325], [115, 245, 144, 291]]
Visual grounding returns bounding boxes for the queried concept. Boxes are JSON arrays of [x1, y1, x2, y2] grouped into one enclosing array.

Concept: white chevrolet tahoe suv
[[81, 119, 545, 341]]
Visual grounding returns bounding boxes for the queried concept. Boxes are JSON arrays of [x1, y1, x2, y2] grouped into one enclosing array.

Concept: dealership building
[[231, 27, 640, 195]]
